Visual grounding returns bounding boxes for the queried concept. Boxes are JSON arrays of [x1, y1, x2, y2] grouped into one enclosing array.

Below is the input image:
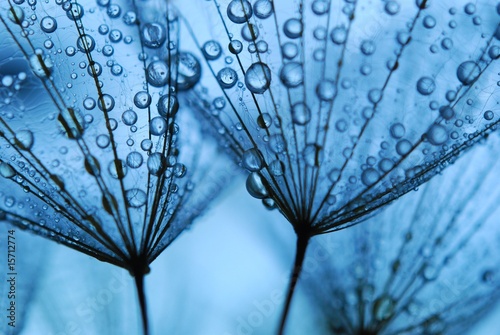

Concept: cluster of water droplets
[[178, 0, 499, 233], [0, 0, 229, 272]]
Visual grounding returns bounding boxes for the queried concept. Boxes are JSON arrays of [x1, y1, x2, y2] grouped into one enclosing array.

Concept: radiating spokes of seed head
[[175, 0, 500, 235], [300, 134, 500, 334], [0, 0, 234, 274]]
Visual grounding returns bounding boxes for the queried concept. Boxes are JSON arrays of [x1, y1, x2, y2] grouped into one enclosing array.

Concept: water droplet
[[146, 60, 170, 87], [141, 23, 166, 48], [134, 91, 152, 109], [97, 94, 115, 112], [157, 94, 179, 118], [76, 34, 96, 53], [426, 124, 448, 145], [279, 62, 303, 88], [0, 163, 16, 179], [202, 40, 222, 60], [303, 144, 322, 166], [96, 134, 110, 148], [242, 148, 263, 171], [147, 153, 166, 175], [422, 15, 436, 29], [484, 110, 494, 120], [150, 117, 167, 135], [257, 113, 272, 128], [126, 188, 147, 207], [141, 139, 153, 151], [269, 160, 284, 176], [312, 0, 329, 15], [361, 168, 379, 186], [8, 6, 24, 24], [269, 134, 287, 153], [390, 123, 405, 139], [83, 96, 96, 110], [241, 23, 259, 41], [246, 172, 268, 199], [107, 4, 121, 18], [457, 61, 480, 85], [108, 159, 127, 179], [254, 0, 273, 19], [441, 37, 453, 50], [16, 130, 34, 150], [416, 77, 435, 95], [229, 40, 243, 54], [373, 295, 395, 321], [245, 62, 271, 94], [175, 52, 201, 90], [316, 79, 336, 101], [384, 1, 400, 15], [126, 151, 143, 168], [330, 26, 347, 45], [282, 42, 298, 59], [291, 102, 311, 125], [29, 53, 53, 78], [227, 0, 252, 24], [396, 139, 412, 155], [283, 19, 302, 39], [122, 109, 137, 126], [217, 67, 238, 89], [360, 40, 376, 55], [378, 158, 394, 172], [40, 16, 57, 33], [439, 106, 454, 120]]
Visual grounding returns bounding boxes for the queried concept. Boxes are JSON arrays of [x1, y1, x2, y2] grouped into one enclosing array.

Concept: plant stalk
[[277, 233, 310, 335], [135, 273, 149, 335]]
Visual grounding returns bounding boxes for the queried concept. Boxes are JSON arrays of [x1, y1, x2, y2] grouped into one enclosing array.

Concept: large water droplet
[[147, 153, 166, 175], [283, 18, 303, 39], [227, 0, 253, 24], [246, 172, 268, 199], [416, 77, 435, 95], [426, 124, 448, 145], [242, 148, 263, 171], [126, 151, 143, 168], [279, 62, 303, 88], [146, 60, 169, 87], [456, 61, 480, 85], [150, 117, 167, 135], [15, 130, 34, 150], [141, 23, 166, 48], [245, 62, 271, 94], [373, 295, 395, 321], [202, 40, 222, 60], [361, 168, 379, 186], [40, 16, 57, 33], [0, 162, 16, 179], [126, 188, 147, 207], [254, 0, 273, 19], [176, 52, 201, 90], [134, 91, 152, 109], [316, 79, 336, 101], [217, 67, 238, 89], [291, 102, 311, 125], [158, 94, 179, 118]]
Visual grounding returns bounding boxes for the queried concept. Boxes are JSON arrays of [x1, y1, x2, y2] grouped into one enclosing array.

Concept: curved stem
[[278, 233, 310, 335], [134, 273, 149, 335]]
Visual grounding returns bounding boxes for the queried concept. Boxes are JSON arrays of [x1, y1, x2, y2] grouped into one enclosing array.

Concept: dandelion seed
[[302, 137, 500, 335], [174, 0, 500, 332], [0, 1, 235, 333]]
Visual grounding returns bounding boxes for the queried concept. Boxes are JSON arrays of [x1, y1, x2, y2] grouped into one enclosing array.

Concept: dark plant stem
[[278, 232, 310, 335], [134, 273, 149, 335]]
